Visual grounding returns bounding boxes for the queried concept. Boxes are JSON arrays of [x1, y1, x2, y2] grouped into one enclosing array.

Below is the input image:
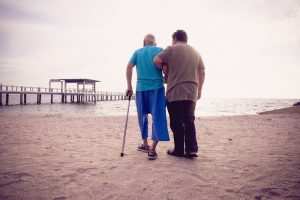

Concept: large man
[[126, 34, 169, 160], [153, 30, 205, 158]]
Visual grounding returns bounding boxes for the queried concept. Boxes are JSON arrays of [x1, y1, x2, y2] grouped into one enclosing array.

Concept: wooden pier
[[0, 79, 133, 106]]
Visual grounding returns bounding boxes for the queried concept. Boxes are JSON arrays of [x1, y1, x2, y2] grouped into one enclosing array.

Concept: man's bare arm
[[198, 68, 205, 100], [153, 55, 164, 70], [126, 62, 134, 96], [162, 64, 169, 83]]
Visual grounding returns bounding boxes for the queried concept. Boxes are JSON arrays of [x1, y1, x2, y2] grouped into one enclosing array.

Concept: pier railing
[[0, 84, 133, 106]]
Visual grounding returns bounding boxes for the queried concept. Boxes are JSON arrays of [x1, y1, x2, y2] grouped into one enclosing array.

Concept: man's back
[[158, 43, 204, 102], [130, 46, 164, 91]]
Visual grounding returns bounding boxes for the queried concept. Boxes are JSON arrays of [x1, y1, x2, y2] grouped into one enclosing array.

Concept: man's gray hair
[[144, 34, 156, 45]]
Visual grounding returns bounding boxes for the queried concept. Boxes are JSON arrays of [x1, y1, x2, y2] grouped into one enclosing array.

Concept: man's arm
[[197, 55, 205, 100], [153, 55, 164, 70], [197, 68, 205, 100], [162, 64, 169, 83], [126, 62, 134, 96]]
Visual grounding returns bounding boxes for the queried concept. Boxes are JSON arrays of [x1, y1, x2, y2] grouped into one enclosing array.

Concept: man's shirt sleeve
[[129, 50, 137, 66], [157, 46, 171, 65]]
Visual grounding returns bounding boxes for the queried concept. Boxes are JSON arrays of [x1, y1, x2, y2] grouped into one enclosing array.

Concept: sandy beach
[[0, 107, 300, 200]]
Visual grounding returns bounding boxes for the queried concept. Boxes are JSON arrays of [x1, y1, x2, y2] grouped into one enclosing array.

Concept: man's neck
[[174, 41, 187, 45]]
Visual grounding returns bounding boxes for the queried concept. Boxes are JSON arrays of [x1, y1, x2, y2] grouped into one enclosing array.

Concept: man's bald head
[[143, 34, 156, 47]]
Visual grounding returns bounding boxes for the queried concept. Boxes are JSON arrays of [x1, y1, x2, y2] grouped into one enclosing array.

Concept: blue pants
[[136, 87, 170, 141]]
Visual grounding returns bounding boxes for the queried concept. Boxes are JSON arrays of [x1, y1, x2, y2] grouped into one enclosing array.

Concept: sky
[[0, 0, 299, 98]]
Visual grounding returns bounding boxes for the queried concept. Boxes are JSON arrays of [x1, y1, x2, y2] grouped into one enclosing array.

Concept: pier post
[[20, 87, 24, 105], [49, 88, 53, 104], [0, 83, 2, 106], [37, 87, 42, 104], [49, 81, 51, 91], [6, 93, 9, 106], [93, 83, 96, 103], [77, 83, 79, 103], [24, 94, 27, 105], [51, 92, 53, 104], [64, 82, 67, 103], [37, 89, 39, 104], [61, 81, 64, 103], [82, 81, 86, 103]]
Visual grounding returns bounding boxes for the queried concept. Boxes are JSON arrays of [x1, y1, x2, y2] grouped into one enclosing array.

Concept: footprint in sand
[[12, 172, 33, 178], [53, 196, 66, 200], [225, 189, 234, 193], [75, 167, 97, 174], [260, 188, 281, 197], [254, 195, 262, 200], [109, 166, 118, 170], [0, 180, 22, 188]]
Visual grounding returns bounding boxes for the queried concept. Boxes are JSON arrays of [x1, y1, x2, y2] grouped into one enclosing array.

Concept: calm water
[[0, 94, 298, 116]]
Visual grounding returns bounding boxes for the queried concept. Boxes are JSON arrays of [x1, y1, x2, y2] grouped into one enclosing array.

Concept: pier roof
[[50, 79, 100, 84]]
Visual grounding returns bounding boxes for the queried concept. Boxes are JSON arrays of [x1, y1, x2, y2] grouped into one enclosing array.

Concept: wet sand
[[258, 106, 300, 115], [0, 110, 300, 199]]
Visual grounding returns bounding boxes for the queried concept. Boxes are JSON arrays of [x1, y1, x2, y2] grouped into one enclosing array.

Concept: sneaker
[[167, 149, 184, 157], [148, 149, 157, 160], [137, 144, 150, 153]]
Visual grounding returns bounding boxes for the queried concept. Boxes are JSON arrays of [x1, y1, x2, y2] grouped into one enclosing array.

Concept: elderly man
[[153, 30, 205, 158], [126, 34, 169, 160]]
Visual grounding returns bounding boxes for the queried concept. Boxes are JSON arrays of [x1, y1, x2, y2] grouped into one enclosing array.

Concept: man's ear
[[172, 39, 177, 45]]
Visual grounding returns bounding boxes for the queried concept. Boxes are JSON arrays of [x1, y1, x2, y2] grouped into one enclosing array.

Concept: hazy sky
[[0, 0, 299, 98]]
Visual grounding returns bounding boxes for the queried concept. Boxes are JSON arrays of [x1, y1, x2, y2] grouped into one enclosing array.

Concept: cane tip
[[120, 153, 124, 157]]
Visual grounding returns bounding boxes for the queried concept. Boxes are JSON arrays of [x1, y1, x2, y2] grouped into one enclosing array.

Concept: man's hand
[[126, 88, 133, 97], [163, 76, 168, 84], [162, 64, 169, 83]]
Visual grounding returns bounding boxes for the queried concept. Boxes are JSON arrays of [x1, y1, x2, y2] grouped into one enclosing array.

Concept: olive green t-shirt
[[158, 43, 205, 102]]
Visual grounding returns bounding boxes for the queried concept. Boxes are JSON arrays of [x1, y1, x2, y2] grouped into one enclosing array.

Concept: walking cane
[[120, 95, 131, 157]]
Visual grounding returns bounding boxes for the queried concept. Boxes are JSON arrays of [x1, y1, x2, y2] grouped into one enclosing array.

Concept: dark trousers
[[167, 100, 198, 155]]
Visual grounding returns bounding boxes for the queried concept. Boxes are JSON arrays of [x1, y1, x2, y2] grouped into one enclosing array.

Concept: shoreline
[[1, 105, 300, 118], [1, 98, 298, 118], [258, 106, 300, 115]]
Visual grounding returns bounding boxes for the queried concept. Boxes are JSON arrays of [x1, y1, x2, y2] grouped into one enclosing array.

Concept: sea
[[0, 94, 298, 117]]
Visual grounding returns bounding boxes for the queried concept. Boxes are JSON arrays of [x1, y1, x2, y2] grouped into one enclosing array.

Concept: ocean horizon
[[0, 95, 298, 117]]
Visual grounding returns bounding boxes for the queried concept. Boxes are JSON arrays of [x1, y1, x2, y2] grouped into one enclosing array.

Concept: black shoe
[[185, 152, 198, 159], [167, 149, 184, 157], [148, 149, 157, 160]]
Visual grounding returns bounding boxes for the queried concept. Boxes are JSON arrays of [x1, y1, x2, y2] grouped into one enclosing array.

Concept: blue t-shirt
[[130, 46, 164, 91]]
